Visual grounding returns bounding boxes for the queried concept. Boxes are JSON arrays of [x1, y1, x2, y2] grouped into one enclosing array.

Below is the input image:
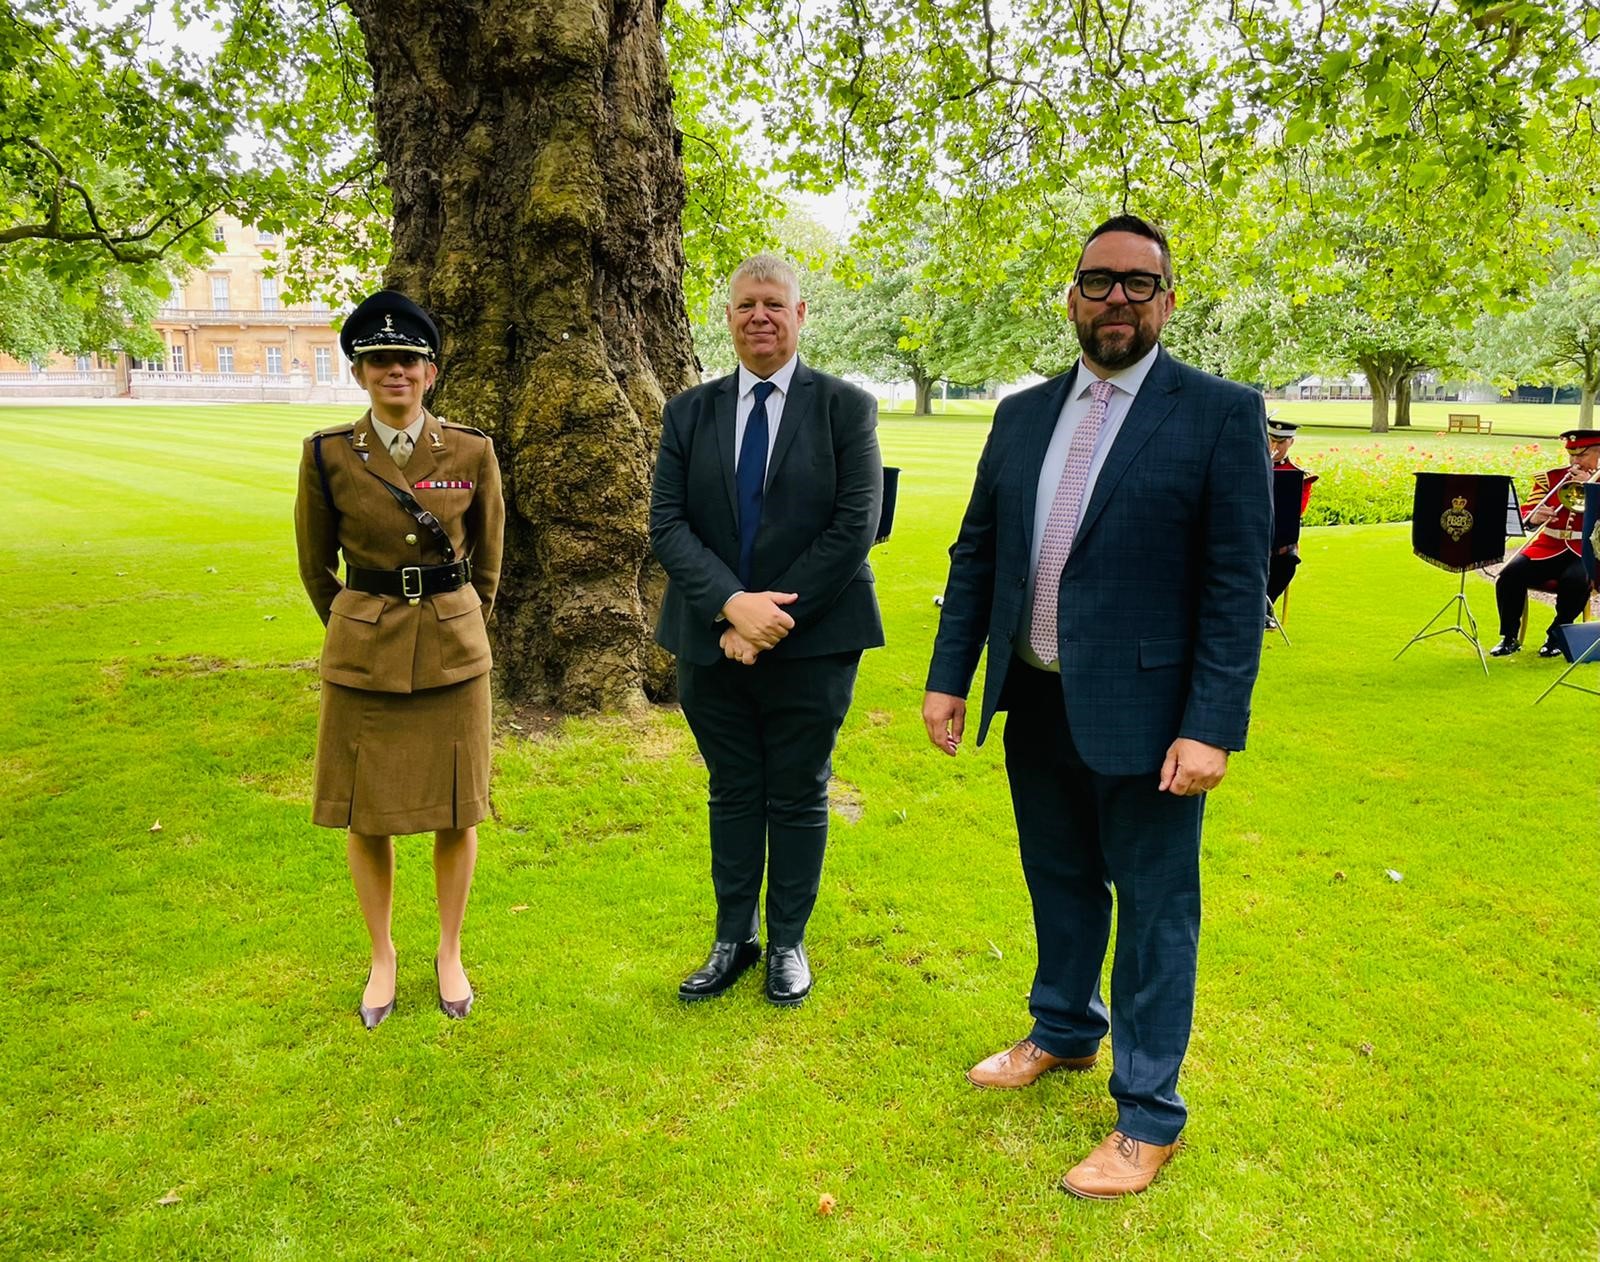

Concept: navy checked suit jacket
[[650, 359, 885, 667], [925, 348, 1272, 776]]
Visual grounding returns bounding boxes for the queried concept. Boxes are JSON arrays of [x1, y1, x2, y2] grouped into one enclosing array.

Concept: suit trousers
[[677, 650, 862, 946], [1001, 660, 1204, 1145], [1494, 551, 1589, 642]]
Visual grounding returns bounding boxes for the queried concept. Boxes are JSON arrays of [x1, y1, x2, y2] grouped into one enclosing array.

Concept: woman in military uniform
[[293, 290, 505, 1028]]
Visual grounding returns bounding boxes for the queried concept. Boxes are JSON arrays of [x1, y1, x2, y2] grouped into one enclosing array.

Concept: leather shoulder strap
[[363, 468, 456, 561]]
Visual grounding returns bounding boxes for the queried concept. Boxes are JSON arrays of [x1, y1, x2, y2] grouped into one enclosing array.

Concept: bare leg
[[434, 826, 478, 1002], [347, 831, 397, 1007]]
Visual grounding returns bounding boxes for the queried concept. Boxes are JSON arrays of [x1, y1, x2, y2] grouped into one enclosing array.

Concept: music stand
[[1395, 473, 1522, 675], [874, 467, 901, 545], [1265, 468, 1303, 646], [1533, 484, 1600, 703]]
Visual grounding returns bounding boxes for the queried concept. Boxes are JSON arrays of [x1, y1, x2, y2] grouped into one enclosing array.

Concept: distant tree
[[803, 257, 1042, 413], [1462, 234, 1600, 425]]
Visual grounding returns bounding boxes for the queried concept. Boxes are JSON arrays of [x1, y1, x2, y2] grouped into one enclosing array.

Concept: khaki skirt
[[312, 674, 491, 834]]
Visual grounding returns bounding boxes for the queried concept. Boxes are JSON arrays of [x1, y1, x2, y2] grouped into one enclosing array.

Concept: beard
[[1074, 307, 1157, 371]]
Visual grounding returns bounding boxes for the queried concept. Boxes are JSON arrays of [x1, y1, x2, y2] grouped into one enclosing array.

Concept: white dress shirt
[[1018, 344, 1161, 671], [734, 354, 798, 477], [722, 355, 800, 613]]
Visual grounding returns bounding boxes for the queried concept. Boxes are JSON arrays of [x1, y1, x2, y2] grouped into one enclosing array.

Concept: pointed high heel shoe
[[358, 968, 397, 1031], [435, 957, 474, 1020]]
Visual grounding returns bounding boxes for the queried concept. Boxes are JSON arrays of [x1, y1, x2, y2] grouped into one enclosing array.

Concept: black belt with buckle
[[345, 558, 472, 599]]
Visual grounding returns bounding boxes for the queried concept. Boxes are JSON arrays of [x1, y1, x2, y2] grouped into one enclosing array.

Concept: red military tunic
[[1520, 467, 1586, 562]]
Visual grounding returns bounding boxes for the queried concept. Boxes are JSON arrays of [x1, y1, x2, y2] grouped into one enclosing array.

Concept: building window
[[170, 346, 186, 372], [75, 355, 92, 372], [309, 298, 331, 312], [212, 222, 227, 244], [211, 275, 230, 310], [216, 346, 234, 373], [314, 346, 332, 383], [260, 276, 279, 310], [265, 347, 284, 376], [257, 230, 276, 244]]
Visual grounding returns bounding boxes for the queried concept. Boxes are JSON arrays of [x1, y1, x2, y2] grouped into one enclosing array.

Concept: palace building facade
[[0, 215, 367, 402]]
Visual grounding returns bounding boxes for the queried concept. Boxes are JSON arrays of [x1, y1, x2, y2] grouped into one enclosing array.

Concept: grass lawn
[[3, 404, 1595, 1260]]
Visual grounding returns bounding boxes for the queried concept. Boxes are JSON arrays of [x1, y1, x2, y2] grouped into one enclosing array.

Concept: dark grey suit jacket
[[650, 359, 885, 667], [925, 347, 1272, 775]]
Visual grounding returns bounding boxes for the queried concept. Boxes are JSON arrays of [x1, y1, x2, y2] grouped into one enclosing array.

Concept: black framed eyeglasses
[[1074, 269, 1166, 302]]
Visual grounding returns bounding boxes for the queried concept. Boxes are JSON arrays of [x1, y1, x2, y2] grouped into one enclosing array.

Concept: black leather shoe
[[1537, 641, 1564, 658], [765, 942, 812, 1006], [1488, 636, 1521, 657], [359, 969, 396, 1031], [679, 937, 761, 1000]]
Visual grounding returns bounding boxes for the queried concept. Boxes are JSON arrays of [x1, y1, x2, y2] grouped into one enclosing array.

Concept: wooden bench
[[1447, 413, 1492, 434]]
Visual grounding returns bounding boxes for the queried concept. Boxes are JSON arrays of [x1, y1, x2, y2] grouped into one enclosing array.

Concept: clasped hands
[[719, 591, 798, 665]]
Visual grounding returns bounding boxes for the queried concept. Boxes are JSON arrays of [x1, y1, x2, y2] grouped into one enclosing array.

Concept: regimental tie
[[736, 380, 777, 587], [390, 429, 414, 470], [1029, 377, 1115, 663]]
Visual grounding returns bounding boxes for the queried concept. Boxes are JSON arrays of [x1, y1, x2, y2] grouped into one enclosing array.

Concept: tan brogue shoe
[[966, 1037, 1098, 1088], [1061, 1130, 1177, 1199]]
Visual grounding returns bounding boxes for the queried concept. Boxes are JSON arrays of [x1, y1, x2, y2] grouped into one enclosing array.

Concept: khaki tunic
[[294, 408, 506, 832]]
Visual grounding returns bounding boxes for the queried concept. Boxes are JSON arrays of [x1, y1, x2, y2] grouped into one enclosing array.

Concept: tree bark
[[1360, 359, 1391, 433], [1581, 347, 1597, 427], [1394, 372, 1413, 428], [349, 0, 697, 711], [912, 370, 933, 415]]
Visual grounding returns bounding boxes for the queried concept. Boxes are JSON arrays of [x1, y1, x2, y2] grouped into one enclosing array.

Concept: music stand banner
[[1410, 472, 1519, 573], [1273, 468, 1305, 551], [874, 466, 901, 544], [1584, 483, 1600, 586]]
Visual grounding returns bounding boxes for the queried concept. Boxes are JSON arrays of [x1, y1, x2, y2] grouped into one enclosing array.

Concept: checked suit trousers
[[1001, 660, 1204, 1146]]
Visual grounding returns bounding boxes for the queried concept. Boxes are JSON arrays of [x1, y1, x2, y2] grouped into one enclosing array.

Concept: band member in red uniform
[[1267, 417, 1318, 604], [1490, 428, 1600, 657]]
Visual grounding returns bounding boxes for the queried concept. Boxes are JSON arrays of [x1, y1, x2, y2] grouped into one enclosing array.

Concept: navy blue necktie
[[736, 381, 776, 587]]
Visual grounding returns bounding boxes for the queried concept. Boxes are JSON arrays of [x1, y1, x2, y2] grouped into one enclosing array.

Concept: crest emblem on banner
[[1440, 496, 1474, 542]]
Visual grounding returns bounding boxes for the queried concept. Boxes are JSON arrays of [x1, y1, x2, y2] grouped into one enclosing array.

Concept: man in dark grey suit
[[651, 253, 883, 1007], [923, 216, 1270, 1198]]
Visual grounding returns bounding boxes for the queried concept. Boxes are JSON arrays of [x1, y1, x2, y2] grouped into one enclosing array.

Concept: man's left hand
[[720, 627, 760, 665], [1158, 738, 1228, 795]]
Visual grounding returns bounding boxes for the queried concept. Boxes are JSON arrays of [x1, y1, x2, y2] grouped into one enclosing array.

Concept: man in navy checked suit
[[923, 216, 1271, 1199]]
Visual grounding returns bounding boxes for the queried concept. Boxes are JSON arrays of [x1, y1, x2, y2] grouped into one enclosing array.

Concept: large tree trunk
[[1581, 385, 1596, 428], [912, 370, 934, 416], [350, 0, 697, 711], [1394, 372, 1413, 428], [1360, 360, 1392, 434]]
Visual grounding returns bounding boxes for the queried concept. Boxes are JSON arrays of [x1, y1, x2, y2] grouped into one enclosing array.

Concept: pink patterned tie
[[1029, 378, 1115, 663]]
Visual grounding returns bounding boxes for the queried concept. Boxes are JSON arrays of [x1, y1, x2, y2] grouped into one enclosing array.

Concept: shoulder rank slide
[[413, 479, 474, 490]]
